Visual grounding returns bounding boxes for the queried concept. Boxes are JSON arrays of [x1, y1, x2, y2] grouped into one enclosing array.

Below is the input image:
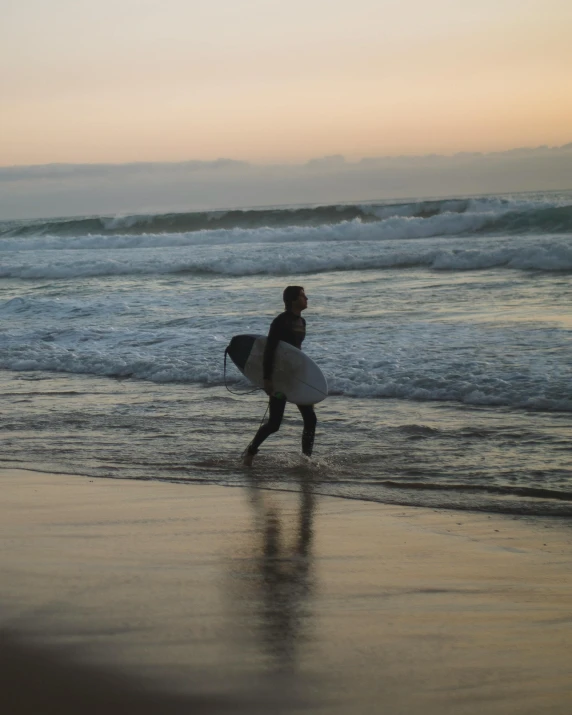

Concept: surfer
[[243, 286, 317, 466]]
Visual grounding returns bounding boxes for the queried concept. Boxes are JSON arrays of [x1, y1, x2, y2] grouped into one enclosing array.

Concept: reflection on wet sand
[[229, 470, 317, 671]]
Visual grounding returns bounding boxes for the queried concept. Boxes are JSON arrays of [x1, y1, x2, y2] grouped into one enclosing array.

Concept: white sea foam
[[432, 241, 572, 271], [1, 234, 571, 279], [1, 341, 569, 411]]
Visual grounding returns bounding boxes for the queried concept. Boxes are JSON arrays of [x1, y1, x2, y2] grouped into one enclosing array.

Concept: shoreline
[[2, 365, 571, 519], [1, 467, 571, 714]]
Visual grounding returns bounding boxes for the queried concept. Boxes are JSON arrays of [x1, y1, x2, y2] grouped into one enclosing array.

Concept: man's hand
[[263, 379, 274, 396]]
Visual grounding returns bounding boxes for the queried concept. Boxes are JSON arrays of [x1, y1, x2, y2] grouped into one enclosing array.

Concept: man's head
[[283, 285, 307, 313]]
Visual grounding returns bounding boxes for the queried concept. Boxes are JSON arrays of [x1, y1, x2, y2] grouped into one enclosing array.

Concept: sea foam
[[1, 234, 571, 279]]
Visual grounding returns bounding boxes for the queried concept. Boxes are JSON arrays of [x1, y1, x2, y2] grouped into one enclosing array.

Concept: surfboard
[[226, 334, 328, 405]]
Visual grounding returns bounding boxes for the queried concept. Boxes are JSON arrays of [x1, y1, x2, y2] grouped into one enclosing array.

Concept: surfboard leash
[[223, 347, 262, 397]]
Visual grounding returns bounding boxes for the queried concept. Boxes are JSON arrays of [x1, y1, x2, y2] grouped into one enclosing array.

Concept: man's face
[[293, 289, 308, 311]]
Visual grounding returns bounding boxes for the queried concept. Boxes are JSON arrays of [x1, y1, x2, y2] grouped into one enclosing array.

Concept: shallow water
[[2, 370, 571, 517]]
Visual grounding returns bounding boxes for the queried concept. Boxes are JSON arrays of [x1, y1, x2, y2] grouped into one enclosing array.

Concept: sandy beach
[[1, 467, 571, 714]]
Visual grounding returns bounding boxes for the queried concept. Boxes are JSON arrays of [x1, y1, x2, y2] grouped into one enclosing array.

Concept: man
[[243, 286, 317, 467]]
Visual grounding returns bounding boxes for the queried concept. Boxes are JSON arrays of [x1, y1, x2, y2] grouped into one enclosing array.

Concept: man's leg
[[297, 404, 317, 457], [243, 395, 287, 465]]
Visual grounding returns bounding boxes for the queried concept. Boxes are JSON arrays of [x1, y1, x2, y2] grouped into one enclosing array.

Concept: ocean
[[1, 191, 571, 517]]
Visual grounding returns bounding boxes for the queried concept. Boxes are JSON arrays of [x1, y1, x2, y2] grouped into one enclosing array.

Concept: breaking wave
[[2, 194, 572, 241], [1, 237, 571, 279]]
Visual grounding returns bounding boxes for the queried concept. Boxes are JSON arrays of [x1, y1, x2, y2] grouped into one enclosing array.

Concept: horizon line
[[2, 141, 572, 172]]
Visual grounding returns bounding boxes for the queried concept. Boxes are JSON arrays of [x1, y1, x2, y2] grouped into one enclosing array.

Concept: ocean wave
[[325, 375, 572, 412], [2, 195, 571, 241], [1, 338, 570, 412], [0, 198, 484, 238], [1, 238, 571, 278], [0, 212, 497, 252]]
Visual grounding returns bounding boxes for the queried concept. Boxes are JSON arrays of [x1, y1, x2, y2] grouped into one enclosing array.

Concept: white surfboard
[[226, 334, 328, 405]]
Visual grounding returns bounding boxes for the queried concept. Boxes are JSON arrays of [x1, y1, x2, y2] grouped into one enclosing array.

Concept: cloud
[[1, 144, 571, 220], [0, 159, 250, 183], [305, 155, 347, 169]]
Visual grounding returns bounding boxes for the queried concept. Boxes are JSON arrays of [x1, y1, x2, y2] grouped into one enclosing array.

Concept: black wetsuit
[[248, 311, 317, 456]]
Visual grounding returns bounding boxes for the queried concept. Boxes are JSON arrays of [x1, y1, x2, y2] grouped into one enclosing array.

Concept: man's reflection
[[244, 472, 316, 670]]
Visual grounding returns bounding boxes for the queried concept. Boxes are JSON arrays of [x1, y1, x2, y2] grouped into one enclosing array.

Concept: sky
[[2, 0, 572, 167]]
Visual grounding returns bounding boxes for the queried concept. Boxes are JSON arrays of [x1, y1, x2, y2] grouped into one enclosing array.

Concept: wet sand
[[1, 467, 571, 714]]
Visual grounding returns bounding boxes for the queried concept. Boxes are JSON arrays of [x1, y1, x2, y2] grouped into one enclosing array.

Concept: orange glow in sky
[[2, 0, 571, 166]]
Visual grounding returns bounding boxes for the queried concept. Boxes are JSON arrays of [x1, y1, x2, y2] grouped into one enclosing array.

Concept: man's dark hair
[[283, 285, 303, 310]]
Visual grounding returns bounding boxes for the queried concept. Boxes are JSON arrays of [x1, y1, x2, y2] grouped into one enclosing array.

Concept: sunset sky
[[2, 0, 572, 167]]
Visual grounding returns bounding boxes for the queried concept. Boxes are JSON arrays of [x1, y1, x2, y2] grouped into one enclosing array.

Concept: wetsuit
[[248, 311, 317, 456]]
